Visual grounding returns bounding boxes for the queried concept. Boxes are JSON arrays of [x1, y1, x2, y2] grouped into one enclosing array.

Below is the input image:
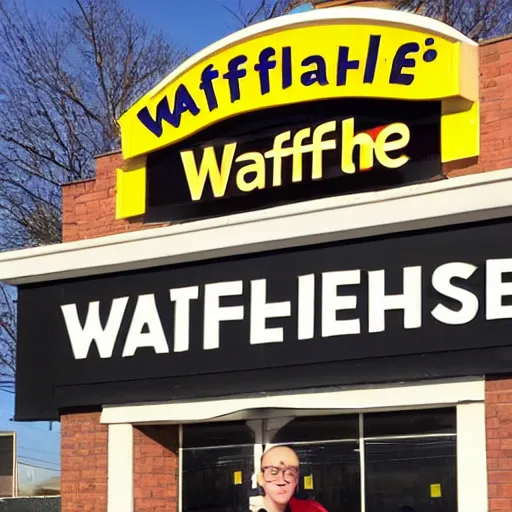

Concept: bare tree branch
[[396, 0, 512, 39], [0, 283, 16, 386], [226, 0, 512, 39], [0, 0, 186, 249], [0, 0, 187, 387], [224, 0, 310, 27]]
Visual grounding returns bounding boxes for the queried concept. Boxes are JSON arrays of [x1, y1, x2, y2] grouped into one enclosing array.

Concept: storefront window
[[270, 414, 359, 443], [182, 446, 254, 512], [287, 442, 361, 512], [363, 408, 456, 438], [181, 407, 457, 512], [182, 421, 256, 512], [365, 437, 456, 512]]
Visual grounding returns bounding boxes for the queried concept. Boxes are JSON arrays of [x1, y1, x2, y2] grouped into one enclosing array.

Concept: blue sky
[[5, 0, 313, 486], [24, 0, 313, 55], [0, 391, 60, 475]]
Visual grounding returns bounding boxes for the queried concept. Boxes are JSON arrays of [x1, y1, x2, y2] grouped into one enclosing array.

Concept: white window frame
[[102, 376, 487, 512]]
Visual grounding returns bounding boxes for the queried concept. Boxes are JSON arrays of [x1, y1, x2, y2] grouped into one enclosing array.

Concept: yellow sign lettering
[[235, 152, 266, 193], [292, 127, 312, 183], [341, 118, 375, 174], [311, 121, 337, 180], [374, 122, 411, 168], [264, 131, 292, 187], [181, 143, 237, 200], [179, 117, 412, 202]]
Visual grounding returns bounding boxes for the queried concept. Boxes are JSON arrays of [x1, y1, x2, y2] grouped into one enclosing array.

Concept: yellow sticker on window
[[430, 483, 442, 498], [234, 471, 242, 485], [304, 474, 314, 490]]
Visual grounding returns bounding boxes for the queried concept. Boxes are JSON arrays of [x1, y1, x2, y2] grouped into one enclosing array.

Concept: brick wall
[[486, 379, 512, 512], [133, 426, 179, 512], [62, 151, 169, 243], [60, 412, 107, 512], [59, 416, 178, 512], [445, 35, 512, 177]]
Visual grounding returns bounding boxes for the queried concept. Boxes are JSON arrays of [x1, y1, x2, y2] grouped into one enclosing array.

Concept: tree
[[224, 0, 310, 27], [398, 0, 512, 40], [227, 0, 512, 40], [0, 285, 16, 391], [0, 0, 185, 390], [0, 0, 186, 249]]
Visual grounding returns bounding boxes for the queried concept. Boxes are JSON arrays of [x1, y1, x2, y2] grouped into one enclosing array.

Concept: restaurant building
[[0, 3, 511, 512]]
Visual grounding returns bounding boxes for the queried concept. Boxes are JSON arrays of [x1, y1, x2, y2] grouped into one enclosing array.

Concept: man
[[253, 445, 328, 512]]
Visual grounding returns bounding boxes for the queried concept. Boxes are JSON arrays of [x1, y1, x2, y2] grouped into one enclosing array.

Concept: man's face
[[259, 447, 299, 506]]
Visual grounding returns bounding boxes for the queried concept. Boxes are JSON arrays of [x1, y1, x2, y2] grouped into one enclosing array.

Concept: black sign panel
[[146, 99, 441, 222], [16, 217, 512, 421]]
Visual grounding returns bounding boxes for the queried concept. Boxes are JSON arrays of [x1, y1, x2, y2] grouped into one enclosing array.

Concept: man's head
[[258, 445, 300, 507]]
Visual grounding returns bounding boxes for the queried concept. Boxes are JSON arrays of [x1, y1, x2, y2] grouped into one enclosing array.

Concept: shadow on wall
[[0, 497, 60, 512]]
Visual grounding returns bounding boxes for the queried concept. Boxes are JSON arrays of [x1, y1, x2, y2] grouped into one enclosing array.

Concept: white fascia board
[[1, 168, 512, 285], [100, 377, 484, 425]]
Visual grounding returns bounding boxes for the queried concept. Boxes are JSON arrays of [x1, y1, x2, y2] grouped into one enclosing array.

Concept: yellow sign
[[430, 483, 442, 498], [116, 9, 480, 219], [304, 474, 314, 490], [234, 471, 242, 485]]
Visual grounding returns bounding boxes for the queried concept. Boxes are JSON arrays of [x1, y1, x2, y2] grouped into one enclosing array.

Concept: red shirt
[[289, 497, 328, 512]]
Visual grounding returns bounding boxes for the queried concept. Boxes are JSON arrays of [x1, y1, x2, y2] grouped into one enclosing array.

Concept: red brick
[[498, 459, 512, 470], [133, 426, 178, 512], [483, 52, 501, 64], [488, 379, 512, 392], [488, 471, 512, 484], [489, 483, 499, 497], [61, 412, 107, 512], [499, 439, 512, 450], [498, 392, 512, 403], [490, 498, 512, 511], [487, 373, 512, 510]]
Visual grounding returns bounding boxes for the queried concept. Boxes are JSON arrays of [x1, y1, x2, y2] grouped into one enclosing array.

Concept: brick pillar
[[60, 411, 108, 512], [133, 425, 179, 512], [486, 378, 512, 511]]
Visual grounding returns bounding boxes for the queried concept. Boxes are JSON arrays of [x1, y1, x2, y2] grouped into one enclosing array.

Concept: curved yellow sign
[[116, 9, 480, 219], [119, 13, 478, 161]]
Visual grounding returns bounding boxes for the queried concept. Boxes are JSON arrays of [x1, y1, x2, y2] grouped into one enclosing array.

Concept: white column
[[456, 402, 488, 512], [108, 423, 134, 512]]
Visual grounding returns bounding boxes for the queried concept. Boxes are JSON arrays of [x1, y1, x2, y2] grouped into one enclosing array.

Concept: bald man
[[255, 445, 328, 512]]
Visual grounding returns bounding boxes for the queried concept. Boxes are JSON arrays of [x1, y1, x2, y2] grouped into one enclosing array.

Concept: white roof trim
[[100, 377, 484, 425], [1, 168, 512, 285]]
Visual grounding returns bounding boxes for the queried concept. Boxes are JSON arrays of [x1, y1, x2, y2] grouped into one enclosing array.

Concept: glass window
[[182, 445, 254, 512], [364, 408, 456, 438], [183, 420, 255, 448], [289, 442, 361, 512], [365, 436, 457, 512], [269, 414, 359, 443], [181, 408, 458, 512]]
